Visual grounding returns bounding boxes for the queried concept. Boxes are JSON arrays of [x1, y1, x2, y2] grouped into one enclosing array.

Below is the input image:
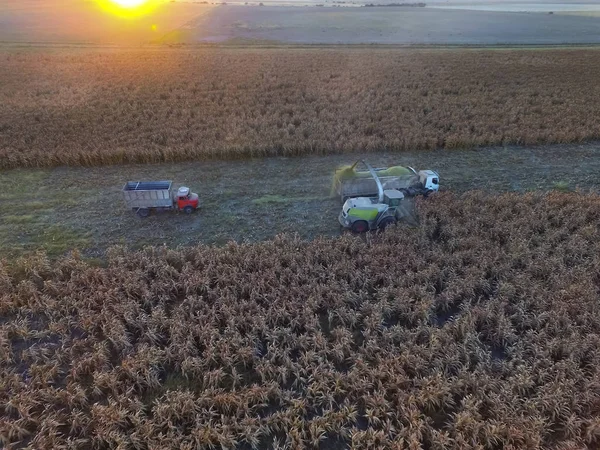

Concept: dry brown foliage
[[2, 192, 600, 449], [2, 48, 600, 168]]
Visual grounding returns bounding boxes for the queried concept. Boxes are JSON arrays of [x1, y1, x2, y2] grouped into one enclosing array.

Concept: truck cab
[[418, 170, 440, 193], [175, 186, 199, 214]]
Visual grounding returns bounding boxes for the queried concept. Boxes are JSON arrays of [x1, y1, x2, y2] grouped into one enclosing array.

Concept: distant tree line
[[364, 2, 426, 7]]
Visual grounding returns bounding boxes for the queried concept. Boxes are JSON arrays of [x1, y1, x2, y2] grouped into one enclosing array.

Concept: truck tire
[[378, 217, 396, 230], [183, 206, 194, 215], [137, 208, 150, 218], [424, 189, 433, 198], [351, 220, 369, 233]]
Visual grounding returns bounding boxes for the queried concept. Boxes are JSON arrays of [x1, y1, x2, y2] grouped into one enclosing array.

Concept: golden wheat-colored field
[[3, 192, 600, 449], [2, 48, 600, 168]]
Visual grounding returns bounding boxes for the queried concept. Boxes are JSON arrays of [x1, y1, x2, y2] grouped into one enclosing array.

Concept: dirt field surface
[[1, 142, 599, 258], [167, 5, 600, 45], [427, 0, 600, 13]]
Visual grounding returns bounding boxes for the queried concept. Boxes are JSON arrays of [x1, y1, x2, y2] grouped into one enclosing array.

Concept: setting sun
[[109, 0, 149, 7], [97, 0, 160, 18]]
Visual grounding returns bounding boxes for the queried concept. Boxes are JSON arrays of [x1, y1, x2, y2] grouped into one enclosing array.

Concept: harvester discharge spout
[[361, 160, 384, 203]]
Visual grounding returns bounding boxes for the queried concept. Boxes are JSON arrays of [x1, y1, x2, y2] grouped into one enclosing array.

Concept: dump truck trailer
[[123, 181, 199, 217], [333, 161, 439, 202]]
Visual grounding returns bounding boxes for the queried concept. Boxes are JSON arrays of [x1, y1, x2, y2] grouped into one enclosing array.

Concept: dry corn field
[[2, 48, 600, 168], [3, 192, 600, 449]]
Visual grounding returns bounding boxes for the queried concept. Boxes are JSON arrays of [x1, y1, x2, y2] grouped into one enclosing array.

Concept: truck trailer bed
[[123, 181, 173, 209]]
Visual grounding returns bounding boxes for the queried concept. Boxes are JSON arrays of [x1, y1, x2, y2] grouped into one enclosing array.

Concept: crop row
[[2, 192, 600, 448], [2, 48, 600, 168]]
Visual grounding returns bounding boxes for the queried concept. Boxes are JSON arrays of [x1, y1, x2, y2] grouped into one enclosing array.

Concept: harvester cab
[[383, 189, 404, 207]]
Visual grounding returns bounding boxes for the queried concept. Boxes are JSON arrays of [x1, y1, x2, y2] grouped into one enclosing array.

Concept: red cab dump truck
[[123, 181, 199, 217]]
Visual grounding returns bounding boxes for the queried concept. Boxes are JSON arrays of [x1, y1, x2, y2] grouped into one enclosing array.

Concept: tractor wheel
[[351, 220, 369, 233], [137, 208, 150, 218], [183, 206, 194, 215], [378, 217, 396, 230]]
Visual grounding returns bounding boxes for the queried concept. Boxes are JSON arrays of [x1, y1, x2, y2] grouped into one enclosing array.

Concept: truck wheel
[[351, 220, 369, 233], [424, 189, 434, 198], [378, 217, 396, 230], [137, 208, 150, 218], [183, 206, 194, 215]]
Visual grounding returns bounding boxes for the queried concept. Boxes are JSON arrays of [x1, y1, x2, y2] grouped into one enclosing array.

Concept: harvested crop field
[[175, 5, 600, 45], [2, 142, 600, 259], [2, 47, 600, 168], [3, 192, 600, 449]]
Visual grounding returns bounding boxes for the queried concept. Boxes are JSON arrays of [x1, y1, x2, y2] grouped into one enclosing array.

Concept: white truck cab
[[418, 170, 440, 192]]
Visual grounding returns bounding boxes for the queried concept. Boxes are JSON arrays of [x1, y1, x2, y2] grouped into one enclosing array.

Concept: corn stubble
[[2, 49, 600, 168], [2, 191, 600, 449]]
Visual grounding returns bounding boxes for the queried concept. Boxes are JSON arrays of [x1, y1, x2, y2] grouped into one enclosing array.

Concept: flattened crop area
[[3, 192, 600, 449], [2, 47, 600, 168], [2, 142, 600, 258]]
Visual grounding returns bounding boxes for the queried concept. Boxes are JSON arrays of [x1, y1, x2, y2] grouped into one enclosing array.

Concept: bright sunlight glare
[[97, 0, 160, 19], [110, 0, 148, 6]]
